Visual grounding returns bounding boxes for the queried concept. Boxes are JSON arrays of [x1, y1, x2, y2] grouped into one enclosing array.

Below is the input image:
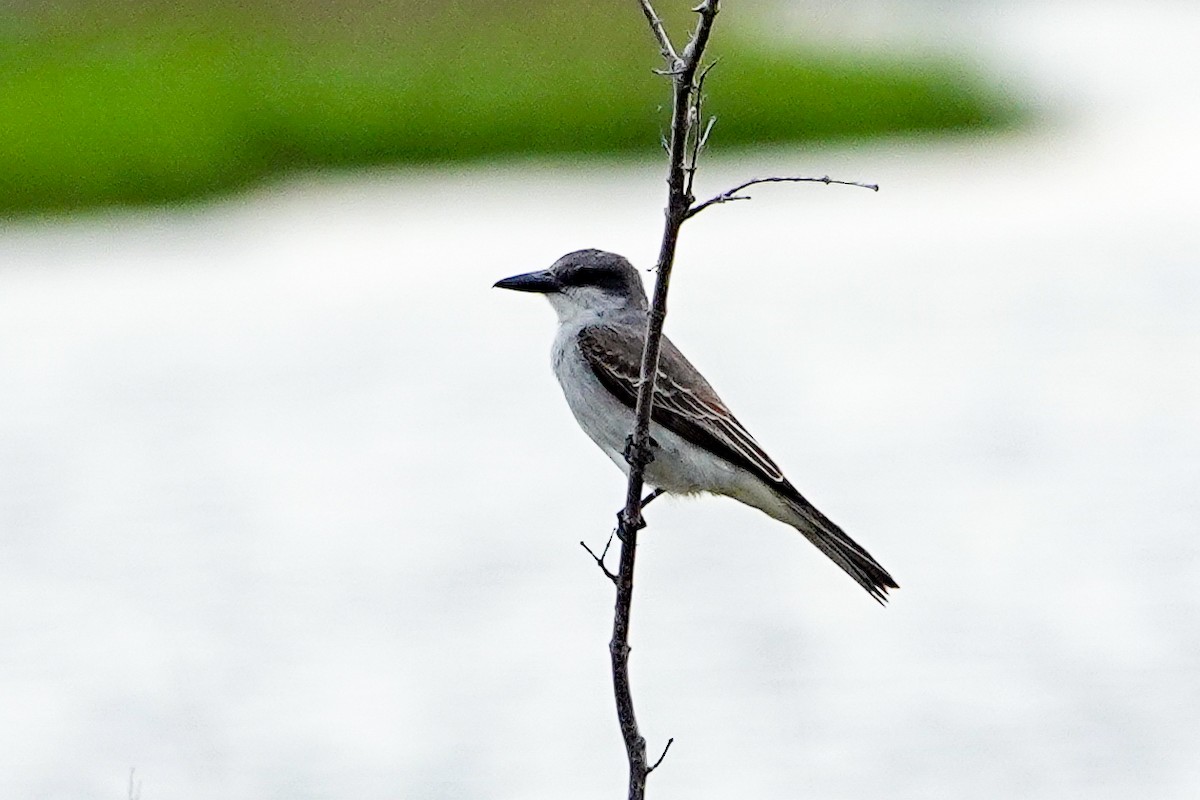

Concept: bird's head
[[494, 249, 648, 322]]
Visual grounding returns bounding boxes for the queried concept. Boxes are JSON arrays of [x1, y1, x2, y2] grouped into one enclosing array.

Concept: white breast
[[550, 322, 745, 496], [551, 321, 632, 469]]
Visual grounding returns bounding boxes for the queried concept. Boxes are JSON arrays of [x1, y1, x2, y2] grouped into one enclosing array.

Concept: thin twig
[[648, 737, 675, 773], [698, 116, 716, 153], [683, 60, 718, 200], [580, 532, 619, 582], [641, 488, 665, 509], [637, 0, 681, 70], [687, 174, 879, 219]]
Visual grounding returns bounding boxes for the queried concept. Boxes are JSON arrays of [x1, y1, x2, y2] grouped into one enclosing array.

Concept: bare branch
[[648, 737, 675, 773], [637, 0, 681, 70], [608, 3, 723, 800], [603, 4, 878, 799], [686, 174, 880, 219], [621, 0, 722, 531]]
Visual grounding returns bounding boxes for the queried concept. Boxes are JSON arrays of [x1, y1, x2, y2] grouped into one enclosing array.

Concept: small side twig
[[637, 0, 681, 70], [683, 60, 719, 200], [687, 175, 880, 219], [648, 737, 675, 773], [581, 532, 619, 584], [640, 488, 665, 509]]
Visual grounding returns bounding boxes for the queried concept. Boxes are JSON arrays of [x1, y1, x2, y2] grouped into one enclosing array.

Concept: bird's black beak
[[493, 269, 560, 294]]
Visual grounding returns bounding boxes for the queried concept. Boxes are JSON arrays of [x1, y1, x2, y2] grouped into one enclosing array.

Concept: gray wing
[[578, 323, 900, 603], [577, 323, 788, 488]]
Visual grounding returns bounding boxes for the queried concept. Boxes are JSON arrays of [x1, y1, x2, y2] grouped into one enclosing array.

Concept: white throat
[[545, 286, 646, 327]]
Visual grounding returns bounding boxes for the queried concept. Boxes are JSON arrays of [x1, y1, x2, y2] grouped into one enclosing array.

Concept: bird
[[494, 249, 898, 603]]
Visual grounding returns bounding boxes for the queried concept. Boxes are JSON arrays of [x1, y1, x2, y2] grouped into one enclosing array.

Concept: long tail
[[781, 486, 899, 604]]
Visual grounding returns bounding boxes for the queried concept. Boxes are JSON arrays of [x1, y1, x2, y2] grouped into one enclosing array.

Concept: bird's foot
[[622, 434, 656, 468], [613, 489, 663, 541], [616, 508, 646, 539]]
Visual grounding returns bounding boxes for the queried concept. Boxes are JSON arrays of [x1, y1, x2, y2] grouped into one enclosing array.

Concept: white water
[[1, 2, 1197, 798]]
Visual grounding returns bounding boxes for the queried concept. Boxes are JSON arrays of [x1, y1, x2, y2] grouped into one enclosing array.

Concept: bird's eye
[[566, 266, 625, 290]]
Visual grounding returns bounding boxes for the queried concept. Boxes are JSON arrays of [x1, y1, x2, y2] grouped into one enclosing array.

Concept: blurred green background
[[0, 0, 1018, 215]]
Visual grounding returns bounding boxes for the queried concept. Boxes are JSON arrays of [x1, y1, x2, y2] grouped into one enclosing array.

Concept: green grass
[[0, 1, 1019, 215]]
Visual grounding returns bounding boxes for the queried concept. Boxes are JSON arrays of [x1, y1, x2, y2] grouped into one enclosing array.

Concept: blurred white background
[[1, 1, 1197, 798]]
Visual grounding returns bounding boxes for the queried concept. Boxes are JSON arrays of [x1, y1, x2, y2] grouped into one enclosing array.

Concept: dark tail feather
[[783, 488, 899, 605]]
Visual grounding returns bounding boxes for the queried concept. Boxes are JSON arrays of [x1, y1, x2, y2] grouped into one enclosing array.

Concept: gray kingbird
[[495, 249, 898, 603]]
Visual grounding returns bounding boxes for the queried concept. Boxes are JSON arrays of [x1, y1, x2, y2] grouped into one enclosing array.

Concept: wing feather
[[577, 323, 900, 602], [577, 324, 788, 489]]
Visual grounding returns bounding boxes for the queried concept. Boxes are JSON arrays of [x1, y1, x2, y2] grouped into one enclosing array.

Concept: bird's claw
[[623, 434, 655, 468]]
